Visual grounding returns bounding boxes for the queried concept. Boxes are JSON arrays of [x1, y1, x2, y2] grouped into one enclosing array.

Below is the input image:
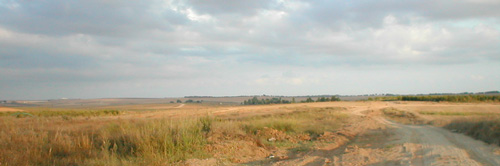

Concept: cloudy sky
[[1, 0, 499, 100]]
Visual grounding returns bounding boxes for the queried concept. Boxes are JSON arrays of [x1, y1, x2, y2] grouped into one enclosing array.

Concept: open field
[[0, 96, 378, 108], [1, 101, 500, 165]]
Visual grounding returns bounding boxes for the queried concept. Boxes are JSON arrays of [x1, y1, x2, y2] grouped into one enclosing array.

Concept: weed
[[290, 143, 313, 152], [199, 116, 214, 133]]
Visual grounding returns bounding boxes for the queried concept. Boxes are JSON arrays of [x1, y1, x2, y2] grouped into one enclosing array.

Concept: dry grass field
[[1, 101, 499, 165]]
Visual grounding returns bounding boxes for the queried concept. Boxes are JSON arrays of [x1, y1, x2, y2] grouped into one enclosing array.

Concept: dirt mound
[[256, 127, 311, 143], [382, 107, 426, 124], [206, 130, 270, 163], [182, 158, 218, 166], [204, 127, 316, 164], [206, 140, 270, 163]]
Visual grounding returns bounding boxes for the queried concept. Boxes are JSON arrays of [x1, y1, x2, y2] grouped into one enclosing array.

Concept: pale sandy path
[[0, 107, 24, 112], [174, 104, 185, 108]]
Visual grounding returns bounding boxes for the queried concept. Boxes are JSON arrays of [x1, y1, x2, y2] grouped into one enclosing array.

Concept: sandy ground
[[0, 107, 24, 112], [268, 102, 500, 166]]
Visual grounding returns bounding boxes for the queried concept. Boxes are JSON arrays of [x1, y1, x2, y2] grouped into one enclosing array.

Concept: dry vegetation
[[0, 109, 121, 118], [0, 105, 349, 165]]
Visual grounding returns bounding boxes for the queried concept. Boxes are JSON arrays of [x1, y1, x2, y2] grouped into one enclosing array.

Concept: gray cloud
[[0, 0, 186, 36], [183, 0, 273, 15]]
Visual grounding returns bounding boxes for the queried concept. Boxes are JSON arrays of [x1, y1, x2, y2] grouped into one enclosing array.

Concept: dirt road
[[273, 103, 500, 166], [174, 104, 185, 108]]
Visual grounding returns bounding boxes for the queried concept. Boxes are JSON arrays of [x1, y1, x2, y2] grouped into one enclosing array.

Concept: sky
[[0, 0, 499, 100]]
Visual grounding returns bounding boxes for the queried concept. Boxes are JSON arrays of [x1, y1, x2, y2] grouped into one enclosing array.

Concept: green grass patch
[[238, 107, 348, 151], [418, 111, 498, 116], [240, 107, 347, 135]]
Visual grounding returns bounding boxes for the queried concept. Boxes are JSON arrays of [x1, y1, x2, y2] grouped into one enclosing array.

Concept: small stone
[[268, 137, 277, 142]]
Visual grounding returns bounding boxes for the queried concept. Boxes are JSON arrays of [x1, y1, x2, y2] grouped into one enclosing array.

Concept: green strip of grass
[[418, 111, 498, 116]]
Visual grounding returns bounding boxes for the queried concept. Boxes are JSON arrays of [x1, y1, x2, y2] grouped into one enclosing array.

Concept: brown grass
[[0, 117, 211, 165], [0, 105, 349, 165]]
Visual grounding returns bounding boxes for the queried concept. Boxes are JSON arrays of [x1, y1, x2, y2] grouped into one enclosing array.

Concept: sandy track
[[0, 107, 24, 112], [174, 104, 185, 108]]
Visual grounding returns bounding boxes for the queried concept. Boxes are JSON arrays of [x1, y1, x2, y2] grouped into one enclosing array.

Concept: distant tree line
[[185, 99, 203, 103], [369, 95, 500, 102], [300, 96, 340, 103], [169, 99, 203, 103], [242, 97, 291, 105], [241, 96, 340, 105]]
